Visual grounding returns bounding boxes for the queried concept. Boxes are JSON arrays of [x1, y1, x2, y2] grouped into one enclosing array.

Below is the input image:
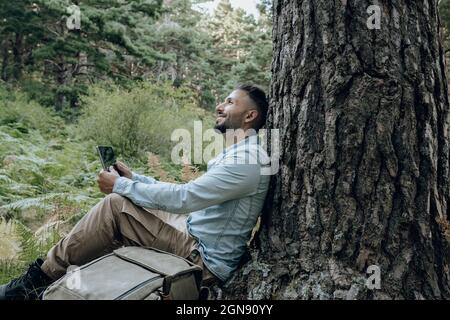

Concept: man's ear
[[245, 109, 259, 123]]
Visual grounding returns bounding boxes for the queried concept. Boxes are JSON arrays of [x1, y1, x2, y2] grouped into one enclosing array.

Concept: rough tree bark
[[223, 0, 450, 299], [1, 39, 9, 82], [12, 33, 23, 81]]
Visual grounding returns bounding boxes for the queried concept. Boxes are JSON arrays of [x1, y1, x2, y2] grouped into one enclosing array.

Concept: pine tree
[[1, 0, 164, 111], [225, 0, 450, 300], [206, 0, 272, 101]]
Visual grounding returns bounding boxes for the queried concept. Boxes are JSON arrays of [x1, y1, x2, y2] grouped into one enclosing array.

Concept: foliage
[[0, 81, 211, 281], [441, 0, 450, 31], [204, 0, 272, 100], [0, 0, 164, 110], [0, 218, 61, 284], [0, 85, 103, 279], [76, 81, 215, 159], [0, 85, 61, 134], [0, 0, 272, 113]]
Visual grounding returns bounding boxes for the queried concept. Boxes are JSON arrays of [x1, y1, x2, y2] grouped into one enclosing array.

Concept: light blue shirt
[[113, 134, 271, 281]]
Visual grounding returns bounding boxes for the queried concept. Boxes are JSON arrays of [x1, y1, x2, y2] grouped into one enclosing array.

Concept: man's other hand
[[114, 161, 133, 179], [97, 170, 119, 194]]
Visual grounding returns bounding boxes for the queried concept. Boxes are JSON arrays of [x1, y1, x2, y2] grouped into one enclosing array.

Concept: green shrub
[[0, 85, 63, 135], [0, 85, 102, 220], [77, 81, 215, 160]]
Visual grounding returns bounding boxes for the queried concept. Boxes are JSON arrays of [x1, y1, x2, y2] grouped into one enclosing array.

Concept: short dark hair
[[236, 84, 269, 131]]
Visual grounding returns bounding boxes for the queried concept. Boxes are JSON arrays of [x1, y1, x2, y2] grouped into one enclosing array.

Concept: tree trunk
[[55, 57, 71, 112], [12, 33, 23, 81], [223, 0, 450, 300], [1, 39, 10, 81]]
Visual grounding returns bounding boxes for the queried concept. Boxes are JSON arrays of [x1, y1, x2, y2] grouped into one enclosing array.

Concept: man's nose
[[215, 103, 224, 113]]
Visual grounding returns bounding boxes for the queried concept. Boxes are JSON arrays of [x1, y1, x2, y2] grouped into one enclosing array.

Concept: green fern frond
[[0, 218, 21, 260], [15, 219, 60, 264], [15, 155, 54, 166], [0, 131, 20, 143], [66, 194, 92, 203], [1, 193, 65, 211], [0, 218, 61, 283], [0, 175, 13, 184]]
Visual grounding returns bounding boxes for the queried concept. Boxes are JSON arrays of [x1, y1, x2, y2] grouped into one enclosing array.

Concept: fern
[[16, 221, 60, 260], [0, 218, 61, 284], [0, 89, 100, 283], [0, 219, 23, 283], [1, 193, 65, 211], [0, 175, 13, 184], [0, 218, 21, 260]]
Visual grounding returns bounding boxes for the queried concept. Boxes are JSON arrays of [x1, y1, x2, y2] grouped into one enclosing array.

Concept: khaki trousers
[[41, 193, 219, 286]]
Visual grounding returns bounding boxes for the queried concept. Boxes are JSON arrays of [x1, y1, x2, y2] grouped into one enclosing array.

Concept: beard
[[214, 114, 243, 134], [214, 117, 232, 134], [214, 122, 228, 134]]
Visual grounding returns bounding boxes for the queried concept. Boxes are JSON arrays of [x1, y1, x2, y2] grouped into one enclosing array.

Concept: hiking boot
[[0, 258, 54, 300]]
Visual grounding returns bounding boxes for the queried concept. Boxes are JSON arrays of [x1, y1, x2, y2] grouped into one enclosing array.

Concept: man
[[0, 84, 271, 300]]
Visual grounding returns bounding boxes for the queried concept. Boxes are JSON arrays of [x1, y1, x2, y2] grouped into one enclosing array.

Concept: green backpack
[[42, 247, 203, 300]]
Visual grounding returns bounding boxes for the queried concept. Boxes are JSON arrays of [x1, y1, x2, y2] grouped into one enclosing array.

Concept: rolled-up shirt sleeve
[[113, 162, 261, 214]]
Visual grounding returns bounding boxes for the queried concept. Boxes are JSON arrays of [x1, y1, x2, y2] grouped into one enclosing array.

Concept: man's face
[[214, 89, 254, 134]]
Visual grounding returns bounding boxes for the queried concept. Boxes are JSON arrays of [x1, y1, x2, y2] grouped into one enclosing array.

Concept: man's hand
[[114, 161, 133, 179], [97, 169, 119, 194]]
